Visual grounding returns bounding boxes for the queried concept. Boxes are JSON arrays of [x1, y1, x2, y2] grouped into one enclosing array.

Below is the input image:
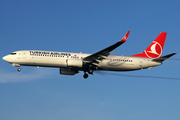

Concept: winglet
[[120, 31, 130, 43]]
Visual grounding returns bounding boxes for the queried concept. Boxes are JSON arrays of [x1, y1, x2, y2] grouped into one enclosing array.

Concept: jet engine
[[60, 68, 78, 75]]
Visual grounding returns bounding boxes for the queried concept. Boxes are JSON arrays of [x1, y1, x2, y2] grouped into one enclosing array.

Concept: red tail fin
[[131, 32, 167, 58]]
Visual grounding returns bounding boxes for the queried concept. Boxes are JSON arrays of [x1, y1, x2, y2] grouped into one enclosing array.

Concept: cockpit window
[[10, 53, 17, 55]]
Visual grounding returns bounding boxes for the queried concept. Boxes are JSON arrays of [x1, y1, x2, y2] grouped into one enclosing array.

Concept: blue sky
[[0, 0, 180, 120]]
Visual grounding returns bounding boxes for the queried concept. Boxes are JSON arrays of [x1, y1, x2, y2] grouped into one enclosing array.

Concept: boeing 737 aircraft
[[2, 31, 176, 78]]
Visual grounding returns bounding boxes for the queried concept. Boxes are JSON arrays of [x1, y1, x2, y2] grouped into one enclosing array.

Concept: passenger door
[[22, 51, 27, 59], [139, 58, 143, 67]]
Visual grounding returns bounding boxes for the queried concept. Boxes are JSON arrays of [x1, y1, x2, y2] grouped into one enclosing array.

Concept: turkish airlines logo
[[145, 41, 162, 58]]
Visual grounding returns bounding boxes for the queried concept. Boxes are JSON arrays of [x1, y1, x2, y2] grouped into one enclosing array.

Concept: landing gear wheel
[[83, 73, 88, 79], [17, 68, 21, 72]]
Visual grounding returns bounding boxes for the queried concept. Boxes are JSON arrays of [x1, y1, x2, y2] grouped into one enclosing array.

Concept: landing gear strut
[[88, 69, 93, 74], [83, 64, 94, 79]]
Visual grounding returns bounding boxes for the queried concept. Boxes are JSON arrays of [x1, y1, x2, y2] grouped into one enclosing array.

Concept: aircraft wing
[[83, 31, 130, 66]]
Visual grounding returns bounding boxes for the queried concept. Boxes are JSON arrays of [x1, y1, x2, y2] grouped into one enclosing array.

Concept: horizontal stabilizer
[[152, 53, 177, 62]]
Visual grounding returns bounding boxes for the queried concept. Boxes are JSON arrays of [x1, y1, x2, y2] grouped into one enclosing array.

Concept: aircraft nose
[[2, 56, 8, 62]]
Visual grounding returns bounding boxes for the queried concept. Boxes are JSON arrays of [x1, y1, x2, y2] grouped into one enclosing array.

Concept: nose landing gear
[[17, 67, 21, 72]]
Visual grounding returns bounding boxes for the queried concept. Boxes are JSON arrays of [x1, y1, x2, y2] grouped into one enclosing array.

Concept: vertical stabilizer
[[131, 32, 167, 58]]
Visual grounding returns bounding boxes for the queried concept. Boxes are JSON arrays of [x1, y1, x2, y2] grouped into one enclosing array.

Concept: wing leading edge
[[83, 31, 130, 65]]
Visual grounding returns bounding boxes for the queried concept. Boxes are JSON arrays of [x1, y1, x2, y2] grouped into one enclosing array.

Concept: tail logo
[[145, 41, 162, 58]]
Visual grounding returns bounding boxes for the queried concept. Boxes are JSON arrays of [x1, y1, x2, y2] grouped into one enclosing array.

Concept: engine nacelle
[[60, 68, 78, 75], [66, 59, 83, 67]]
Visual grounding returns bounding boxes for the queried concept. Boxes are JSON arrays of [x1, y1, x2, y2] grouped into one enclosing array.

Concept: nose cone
[[2, 55, 8, 62]]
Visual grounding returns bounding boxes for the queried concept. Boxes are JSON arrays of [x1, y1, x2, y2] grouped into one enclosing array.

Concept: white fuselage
[[3, 50, 162, 71]]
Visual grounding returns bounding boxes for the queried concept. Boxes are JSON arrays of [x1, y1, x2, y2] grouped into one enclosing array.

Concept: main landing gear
[[83, 69, 93, 79], [83, 73, 88, 79]]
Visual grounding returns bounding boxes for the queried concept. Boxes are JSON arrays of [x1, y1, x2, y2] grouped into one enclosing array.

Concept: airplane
[[2, 31, 176, 79]]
